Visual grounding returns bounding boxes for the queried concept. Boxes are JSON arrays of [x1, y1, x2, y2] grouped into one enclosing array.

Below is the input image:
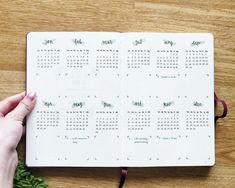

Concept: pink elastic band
[[214, 93, 228, 123], [119, 167, 128, 188]]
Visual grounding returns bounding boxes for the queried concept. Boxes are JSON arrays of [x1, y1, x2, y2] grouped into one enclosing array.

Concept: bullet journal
[[26, 32, 214, 167]]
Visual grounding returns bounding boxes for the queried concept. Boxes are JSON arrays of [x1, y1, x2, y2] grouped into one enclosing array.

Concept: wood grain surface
[[0, 0, 234, 187]]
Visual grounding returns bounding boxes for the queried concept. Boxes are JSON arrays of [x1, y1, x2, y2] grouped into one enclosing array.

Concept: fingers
[[0, 91, 25, 116], [6, 92, 37, 122]]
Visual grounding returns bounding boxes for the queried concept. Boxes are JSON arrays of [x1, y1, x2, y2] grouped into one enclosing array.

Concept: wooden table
[[0, 0, 234, 187]]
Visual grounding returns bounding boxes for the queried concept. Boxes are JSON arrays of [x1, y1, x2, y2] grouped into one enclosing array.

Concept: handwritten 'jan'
[[42, 39, 55, 45]]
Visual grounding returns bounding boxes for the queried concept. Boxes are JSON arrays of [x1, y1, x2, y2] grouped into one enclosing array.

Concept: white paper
[[26, 32, 214, 167]]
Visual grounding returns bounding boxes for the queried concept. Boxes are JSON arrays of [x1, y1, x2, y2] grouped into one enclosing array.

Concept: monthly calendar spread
[[26, 32, 214, 167]]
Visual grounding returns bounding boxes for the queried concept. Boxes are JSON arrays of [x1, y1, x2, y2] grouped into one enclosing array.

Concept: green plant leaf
[[14, 159, 48, 188]]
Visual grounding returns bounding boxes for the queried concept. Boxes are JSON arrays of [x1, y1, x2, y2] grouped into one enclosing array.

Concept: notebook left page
[[26, 32, 122, 166]]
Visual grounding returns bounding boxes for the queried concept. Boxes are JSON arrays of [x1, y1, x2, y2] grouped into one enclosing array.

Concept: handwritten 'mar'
[[101, 39, 115, 45]]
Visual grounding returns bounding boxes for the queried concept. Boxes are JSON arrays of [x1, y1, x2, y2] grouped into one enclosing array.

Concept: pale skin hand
[[0, 91, 36, 188]]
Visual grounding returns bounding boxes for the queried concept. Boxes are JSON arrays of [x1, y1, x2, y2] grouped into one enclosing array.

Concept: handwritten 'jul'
[[133, 38, 145, 46]]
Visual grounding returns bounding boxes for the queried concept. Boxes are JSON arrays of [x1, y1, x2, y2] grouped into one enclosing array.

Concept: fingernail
[[27, 91, 36, 101]]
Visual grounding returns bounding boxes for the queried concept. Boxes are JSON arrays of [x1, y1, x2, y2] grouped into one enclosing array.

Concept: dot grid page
[[26, 32, 214, 167]]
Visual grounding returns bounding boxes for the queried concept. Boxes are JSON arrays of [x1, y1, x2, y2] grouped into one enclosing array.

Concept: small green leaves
[[14, 160, 48, 188]]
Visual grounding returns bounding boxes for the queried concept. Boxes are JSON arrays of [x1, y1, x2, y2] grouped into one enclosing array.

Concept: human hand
[[0, 91, 36, 188]]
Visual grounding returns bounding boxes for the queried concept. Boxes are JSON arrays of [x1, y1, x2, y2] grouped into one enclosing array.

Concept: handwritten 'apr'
[[43, 101, 55, 107]]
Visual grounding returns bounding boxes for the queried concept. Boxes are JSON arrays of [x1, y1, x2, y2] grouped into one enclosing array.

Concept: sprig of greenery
[[14, 160, 48, 188]]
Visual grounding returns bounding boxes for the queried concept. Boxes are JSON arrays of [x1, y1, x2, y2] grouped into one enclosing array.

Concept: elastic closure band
[[214, 93, 228, 123], [119, 167, 128, 188]]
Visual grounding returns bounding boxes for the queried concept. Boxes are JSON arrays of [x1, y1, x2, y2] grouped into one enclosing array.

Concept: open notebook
[[26, 32, 214, 167]]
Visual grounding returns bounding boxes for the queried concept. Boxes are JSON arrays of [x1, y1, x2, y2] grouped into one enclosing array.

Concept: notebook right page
[[120, 33, 214, 167]]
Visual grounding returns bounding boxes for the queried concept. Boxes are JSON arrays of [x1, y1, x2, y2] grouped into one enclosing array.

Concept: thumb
[[6, 91, 37, 122]]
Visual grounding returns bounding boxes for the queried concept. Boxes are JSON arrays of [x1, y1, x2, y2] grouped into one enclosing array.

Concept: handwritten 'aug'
[[164, 40, 175, 46], [163, 101, 174, 107]]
